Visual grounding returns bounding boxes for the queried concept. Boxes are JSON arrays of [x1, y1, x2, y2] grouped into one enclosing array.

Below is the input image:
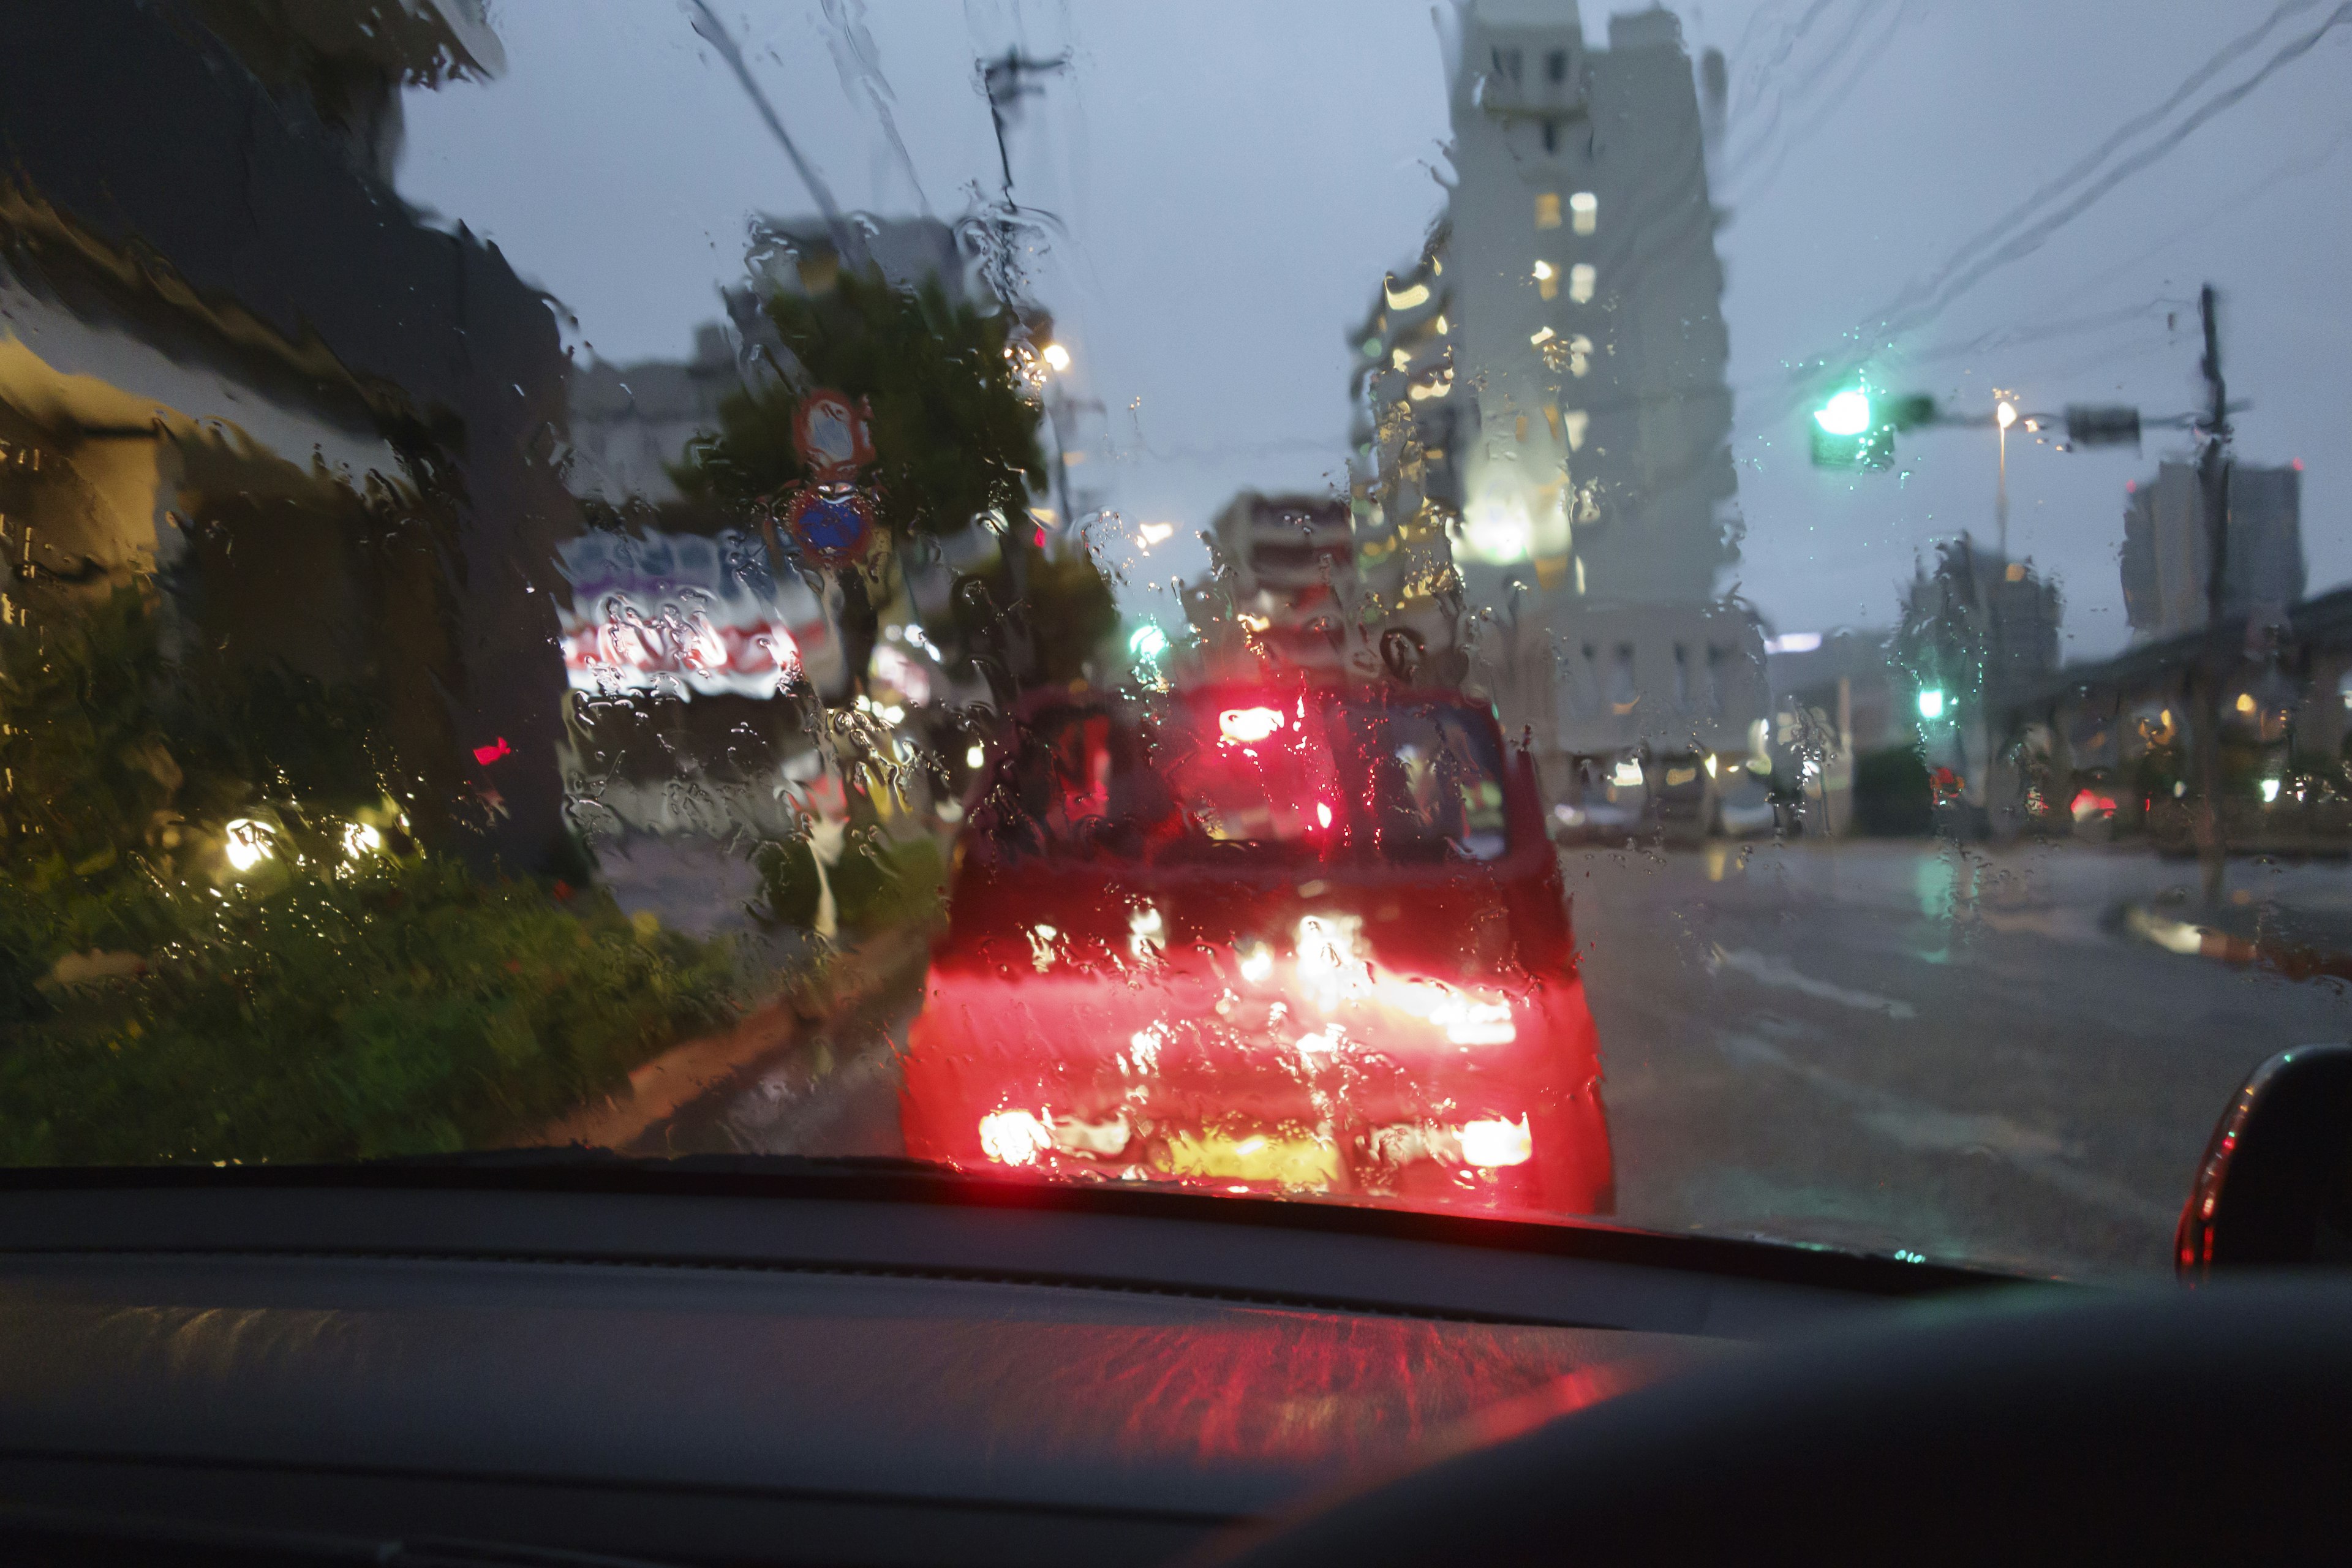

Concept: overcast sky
[[399, 0, 2352, 660]]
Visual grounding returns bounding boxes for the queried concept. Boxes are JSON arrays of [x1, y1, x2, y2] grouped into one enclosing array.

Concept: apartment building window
[[1569, 262, 1596, 304], [1535, 192, 1562, 230], [1570, 190, 1598, 235], [1545, 48, 1568, 84]]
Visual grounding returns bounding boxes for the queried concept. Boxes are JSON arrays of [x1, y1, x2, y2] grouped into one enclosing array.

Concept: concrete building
[[567, 325, 740, 508], [1349, 1, 1757, 783], [1897, 537, 2062, 823], [1446, 1, 1736, 601], [0, 0, 571, 870], [1185, 492, 1366, 684], [2121, 459, 2306, 641]]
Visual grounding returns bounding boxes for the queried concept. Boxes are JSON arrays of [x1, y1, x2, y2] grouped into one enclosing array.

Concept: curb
[[2120, 902, 2352, 985], [527, 924, 938, 1152]]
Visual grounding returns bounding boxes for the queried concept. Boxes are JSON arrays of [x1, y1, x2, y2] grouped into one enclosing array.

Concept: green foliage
[[0, 588, 743, 1165], [0, 861, 738, 1165], [1022, 548, 1122, 687], [831, 832, 945, 935], [0, 586, 393, 968], [753, 831, 944, 939], [676, 267, 1047, 543], [753, 837, 824, 929]]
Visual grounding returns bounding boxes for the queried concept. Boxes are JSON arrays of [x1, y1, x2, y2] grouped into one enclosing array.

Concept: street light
[[1993, 390, 2017, 556], [1918, 688, 1948, 720], [1041, 342, 1071, 373]]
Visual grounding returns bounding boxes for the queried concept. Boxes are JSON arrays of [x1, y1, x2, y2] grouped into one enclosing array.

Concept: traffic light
[[2064, 404, 2141, 449], [1809, 385, 1936, 470], [1811, 386, 1891, 470]]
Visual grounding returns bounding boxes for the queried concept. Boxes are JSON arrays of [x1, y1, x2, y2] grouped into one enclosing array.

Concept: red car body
[[899, 682, 1614, 1218]]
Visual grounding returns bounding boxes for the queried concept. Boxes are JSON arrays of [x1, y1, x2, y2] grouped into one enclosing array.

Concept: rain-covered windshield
[[998, 691, 1509, 862], [3, 0, 2349, 1280]]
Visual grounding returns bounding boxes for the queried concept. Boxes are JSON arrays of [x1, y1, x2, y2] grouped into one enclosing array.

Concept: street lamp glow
[[222, 818, 276, 873], [1041, 342, 1071, 372], [1128, 623, 1169, 662], [1917, 688, 1947, 720], [1996, 399, 2018, 431], [1814, 389, 1873, 437]]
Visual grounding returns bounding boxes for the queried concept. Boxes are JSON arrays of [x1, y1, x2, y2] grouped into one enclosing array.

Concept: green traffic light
[[1814, 388, 1873, 437], [1918, 688, 1947, 720], [1809, 381, 1894, 470]]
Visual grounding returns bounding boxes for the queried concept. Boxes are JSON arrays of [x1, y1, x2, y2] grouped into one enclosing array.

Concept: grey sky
[[400, 0, 2352, 659]]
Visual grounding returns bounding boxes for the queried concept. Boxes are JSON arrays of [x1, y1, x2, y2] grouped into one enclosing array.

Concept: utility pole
[[2189, 282, 2234, 907], [978, 46, 1068, 690]]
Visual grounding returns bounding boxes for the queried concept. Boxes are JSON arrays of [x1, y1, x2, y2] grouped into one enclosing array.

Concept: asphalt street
[[1576, 839, 2352, 1280], [644, 837, 2352, 1283]]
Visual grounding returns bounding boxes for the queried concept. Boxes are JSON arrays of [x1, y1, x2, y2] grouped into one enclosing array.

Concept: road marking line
[[1720, 1031, 2176, 1229], [1705, 944, 1917, 1019]]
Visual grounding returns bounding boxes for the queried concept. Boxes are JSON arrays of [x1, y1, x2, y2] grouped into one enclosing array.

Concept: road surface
[[649, 838, 2352, 1281]]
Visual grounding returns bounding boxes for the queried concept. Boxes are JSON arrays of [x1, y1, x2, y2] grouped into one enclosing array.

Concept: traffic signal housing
[[1809, 386, 1937, 470]]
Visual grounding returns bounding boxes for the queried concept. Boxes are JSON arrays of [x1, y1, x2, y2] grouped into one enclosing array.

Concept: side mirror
[[2178, 1044, 2352, 1282]]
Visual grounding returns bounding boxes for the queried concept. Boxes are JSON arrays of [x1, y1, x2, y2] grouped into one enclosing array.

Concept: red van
[[899, 682, 1614, 1219]]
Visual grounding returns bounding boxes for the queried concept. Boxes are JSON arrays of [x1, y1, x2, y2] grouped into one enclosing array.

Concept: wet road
[[1577, 839, 2352, 1280], [650, 838, 2352, 1282]]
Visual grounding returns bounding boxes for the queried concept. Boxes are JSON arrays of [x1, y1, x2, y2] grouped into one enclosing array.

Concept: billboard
[[556, 529, 843, 699]]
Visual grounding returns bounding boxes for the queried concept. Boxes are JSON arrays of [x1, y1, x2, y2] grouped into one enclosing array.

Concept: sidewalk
[[526, 921, 938, 1153]]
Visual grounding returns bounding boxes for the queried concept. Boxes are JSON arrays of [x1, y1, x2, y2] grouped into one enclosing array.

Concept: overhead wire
[[1756, 0, 2352, 426]]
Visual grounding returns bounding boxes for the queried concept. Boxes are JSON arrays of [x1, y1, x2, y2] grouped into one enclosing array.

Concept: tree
[[676, 265, 1050, 641]]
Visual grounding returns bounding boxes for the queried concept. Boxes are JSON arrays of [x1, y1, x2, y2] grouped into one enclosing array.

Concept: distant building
[[567, 324, 739, 507], [1767, 630, 1903, 758], [2121, 459, 2305, 640], [1185, 492, 1362, 684], [1346, 1, 1756, 782], [1444, 1, 1736, 602], [1900, 537, 2062, 705]]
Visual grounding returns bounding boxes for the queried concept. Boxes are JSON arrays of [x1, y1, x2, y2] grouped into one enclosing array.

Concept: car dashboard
[[0, 1166, 1995, 1566]]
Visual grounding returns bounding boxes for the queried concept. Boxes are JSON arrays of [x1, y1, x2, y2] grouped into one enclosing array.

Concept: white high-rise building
[[1355, 1, 1759, 771]]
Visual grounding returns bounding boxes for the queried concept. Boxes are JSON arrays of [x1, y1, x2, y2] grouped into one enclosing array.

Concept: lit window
[[1533, 258, 1558, 301], [1384, 279, 1430, 310], [1562, 409, 1589, 451], [1569, 263, 1596, 304], [1570, 190, 1597, 235], [1535, 192, 1562, 230]]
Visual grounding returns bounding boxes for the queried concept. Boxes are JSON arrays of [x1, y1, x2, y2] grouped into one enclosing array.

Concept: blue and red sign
[[784, 484, 876, 568]]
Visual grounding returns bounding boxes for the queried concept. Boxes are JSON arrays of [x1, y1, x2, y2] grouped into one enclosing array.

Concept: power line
[[1846, 2, 2349, 369], [1722, 0, 1918, 197], [1769, 0, 2351, 426], [684, 0, 858, 263]]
